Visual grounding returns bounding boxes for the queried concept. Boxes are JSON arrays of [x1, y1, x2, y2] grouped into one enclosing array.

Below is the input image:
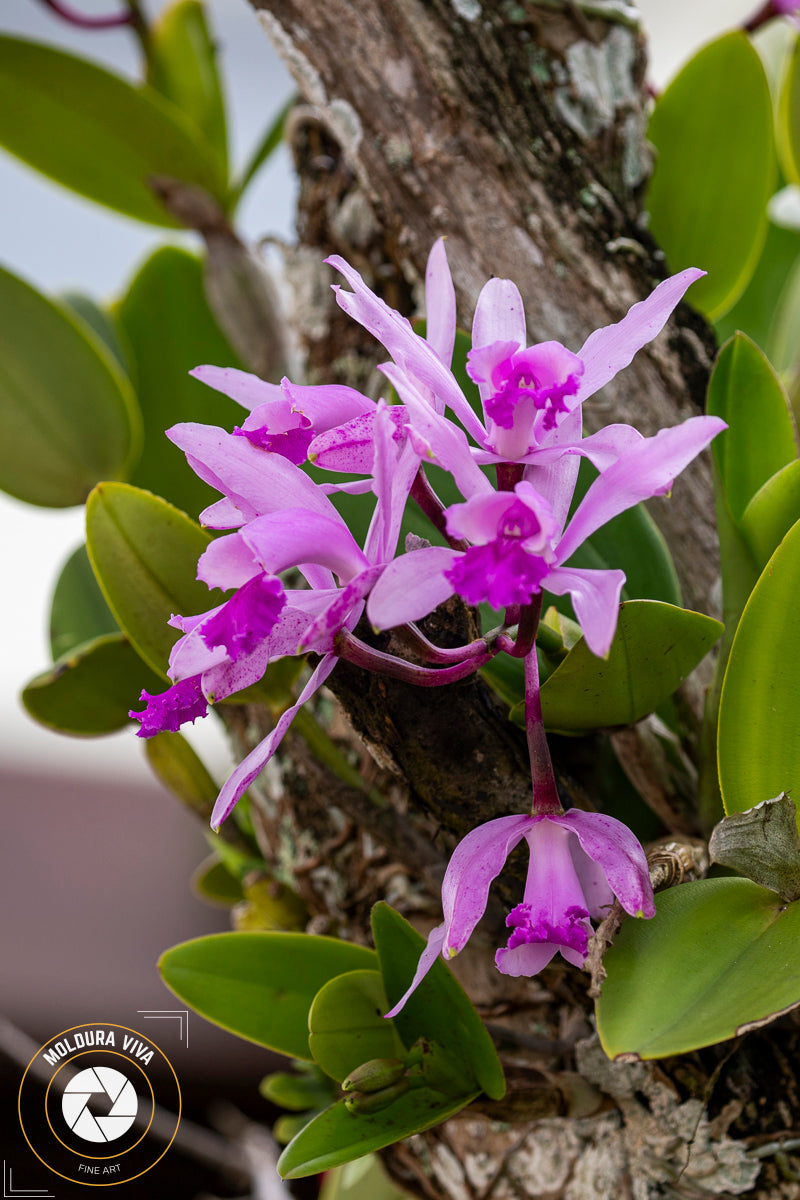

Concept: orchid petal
[[197, 531, 261, 590], [280, 379, 375, 427], [380, 362, 493, 497], [299, 565, 382, 651], [574, 268, 705, 406], [552, 810, 655, 918], [384, 925, 446, 1019], [545, 566, 625, 658], [425, 238, 456, 370], [471, 278, 526, 358], [522, 406, 583, 528], [327, 254, 483, 439], [364, 402, 420, 564], [309, 407, 408, 475], [199, 496, 248, 530], [168, 423, 338, 520], [367, 546, 457, 630], [190, 365, 282, 411], [210, 654, 338, 828], [241, 509, 369, 581], [556, 415, 727, 563], [441, 814, 533, 953]]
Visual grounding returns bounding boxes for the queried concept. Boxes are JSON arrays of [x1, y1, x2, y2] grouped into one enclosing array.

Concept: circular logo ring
[[18, 1023, 181, 1187]]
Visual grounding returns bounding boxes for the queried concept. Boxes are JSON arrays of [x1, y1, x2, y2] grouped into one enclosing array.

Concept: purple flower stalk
[[385, 807, 655, 1017]]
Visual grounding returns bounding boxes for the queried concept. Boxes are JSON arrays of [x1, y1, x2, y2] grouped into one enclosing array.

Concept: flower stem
[[394, 622, 491, 664], [409, 468, 468, 552], [37, 0, 135, 28], [524, 641, 561, 815], [742, 0, 795, 31], [334, 629, 492, 685]]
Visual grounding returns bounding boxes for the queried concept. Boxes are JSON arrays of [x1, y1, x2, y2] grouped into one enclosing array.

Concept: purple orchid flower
[[385, 807, 655, 1017], [368, 413, 726, 657], [130, 403, 422, 828], [327, 243, 707, 484]]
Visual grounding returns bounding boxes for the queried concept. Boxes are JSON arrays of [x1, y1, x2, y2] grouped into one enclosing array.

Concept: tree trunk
[[228, 3, 798, 1197]]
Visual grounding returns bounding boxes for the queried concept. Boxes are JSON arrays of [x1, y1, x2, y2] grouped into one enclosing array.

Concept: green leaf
[[148, 0, 228, 176], [371, 903, 505, 1101], [0, 265, 139, 507], [61, 292, 130, 371], [261, 1067, 335, 1113], [85, 482, 212, 676], [158, 932, 379, 1059], [718, 518, 800, 816], [49, 544, 118, 661], [191, 855, 245, 906], [739, 458, 800, 569], [706, 333, 797, 522], [319, 1155, 413, 1200], [596, 878, 800, 1059], [22, 632, 163, 736], [308, 970, 406, 1082], [769, 252, 800, 378], [0, 34, 226, 225], [277, 1089, 479, 1180], [646, 32, 775, 319], [114, 246, 245, 517], [230, 96, 293, 207], [777, 37, 800, 191], [715, 220, 800, 361], [515, 601, 722, 734]]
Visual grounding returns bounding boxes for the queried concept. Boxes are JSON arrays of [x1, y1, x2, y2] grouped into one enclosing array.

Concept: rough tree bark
[[221, 3, 800, 1197]]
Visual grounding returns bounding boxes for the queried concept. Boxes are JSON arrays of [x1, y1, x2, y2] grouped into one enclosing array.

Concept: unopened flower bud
[[343, 1077, 410, 1114], [341, 1057, 406, 1094]]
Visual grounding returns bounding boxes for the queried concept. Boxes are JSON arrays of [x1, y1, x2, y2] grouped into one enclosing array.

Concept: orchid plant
[[7, 0, 800, 1190], [129, 241, 724, 993]]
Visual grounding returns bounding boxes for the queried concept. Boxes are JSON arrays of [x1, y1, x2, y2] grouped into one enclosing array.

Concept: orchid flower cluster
[[131, 240, 725, 998]]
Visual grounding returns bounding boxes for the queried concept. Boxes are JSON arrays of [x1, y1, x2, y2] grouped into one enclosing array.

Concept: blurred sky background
[[1, 0, 761, 790]]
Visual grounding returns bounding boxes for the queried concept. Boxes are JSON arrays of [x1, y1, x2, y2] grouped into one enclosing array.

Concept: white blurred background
[[0, 0, 761, 1072]]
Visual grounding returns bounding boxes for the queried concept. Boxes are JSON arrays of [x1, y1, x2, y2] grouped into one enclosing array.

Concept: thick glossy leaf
[[715, 220, 800, 361], [261, 1067, 335, 1113], [148, 0, 228, 175], [49, 544, 118, 661], [22, 633, 163, 736], [319, 1155, 412, 1200], [740, 459, 800, 569], [308, 970, 406, 1082], [770, 253, 800, 378], [371, 903, 505, 1101], [115, 246, 245, 517], [0, 265, 139, 507], [85, 483, 212, 676], [597, 878, 800, 1059], [277, 1089, 478, 1179], [778, 37, 800, 191], [61, 292, 129, 371], [718, 518, 800, 816], [513, 601, 722, 734], [159, 933, 379, 1059], [0, 34, 225, 225], [191, 855, 244, 906], [706, 333, 796, 522], [647, 32, 775, 319]]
